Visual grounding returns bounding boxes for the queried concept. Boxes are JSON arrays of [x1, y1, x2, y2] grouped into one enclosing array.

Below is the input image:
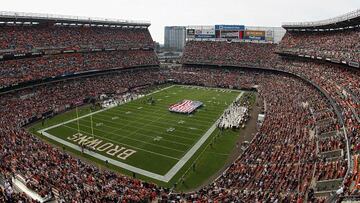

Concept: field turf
[[30, 85, 245, 190]]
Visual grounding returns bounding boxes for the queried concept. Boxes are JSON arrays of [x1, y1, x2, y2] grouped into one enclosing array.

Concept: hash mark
[[153, 136, 162, 141]]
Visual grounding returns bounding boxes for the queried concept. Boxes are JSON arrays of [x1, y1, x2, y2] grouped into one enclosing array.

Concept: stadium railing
[[0, 11, 150, 26], [277, 48, 360, 69], [0, 65, 160, 95], [187, 38, 274, 44], [282, 9, 360, 28]]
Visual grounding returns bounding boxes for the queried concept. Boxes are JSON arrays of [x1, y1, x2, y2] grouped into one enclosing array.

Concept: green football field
[[30, 85, 247, 190]]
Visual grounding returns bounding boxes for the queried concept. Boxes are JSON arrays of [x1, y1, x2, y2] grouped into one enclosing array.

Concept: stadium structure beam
[[0, 11, 151, 28], [282, 9, 360, 30]]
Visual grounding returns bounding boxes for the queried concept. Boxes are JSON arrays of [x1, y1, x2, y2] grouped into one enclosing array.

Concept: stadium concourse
[[0, 10, 359, 203]]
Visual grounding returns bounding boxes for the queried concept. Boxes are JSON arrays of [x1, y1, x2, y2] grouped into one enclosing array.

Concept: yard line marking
[[71, 119, 191, 146], [64, 123, 186, 153], [95, 112, 205, 136], [39, 130, 177, 181], [116, 95, 228, 117], [98, 107, 211, 129], [111, 102, 192, 150], [95, 122, 103, 127], [109, 93, 222, 121], [123, 102, 223, 117], [60, 124, 180, 161], [161, 91, 244, 182], [37, 86, 243, 182], [111, 106, 222, 122], [104, 108, 216, 127], [37, 85, 176, 134], [99, 112, 203, 135], [85, 114, 199, 141], [154, 136, 162, 141]]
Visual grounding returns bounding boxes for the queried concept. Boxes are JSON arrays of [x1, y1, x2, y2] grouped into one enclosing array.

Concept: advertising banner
[[194, 34, 215, 38], [187, 29, 195, 35], [265, 30, 274, 42], [194, 28, 215, 38], [220, 30, 242, 39], [215, 25, 245, 31], [244, 30, 265, 40]]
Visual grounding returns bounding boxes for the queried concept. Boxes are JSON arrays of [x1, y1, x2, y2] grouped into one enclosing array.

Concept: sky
[[1, 0, 359, 44]]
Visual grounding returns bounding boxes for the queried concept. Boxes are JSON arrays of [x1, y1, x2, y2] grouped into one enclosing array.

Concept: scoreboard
[[244, 30, 266, 40], [186, 25, 278, 42], [215, 25, 244, 39]]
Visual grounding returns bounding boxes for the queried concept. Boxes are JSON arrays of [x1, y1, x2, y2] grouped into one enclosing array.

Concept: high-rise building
[[164, 26, 186, 51]]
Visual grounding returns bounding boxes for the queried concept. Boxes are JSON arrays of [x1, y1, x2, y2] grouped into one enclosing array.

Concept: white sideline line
[[38, 85, 175, 132], [38, 86, 244, 182], [162, 91, 244, 181], [12, 177, 47, 203], [61, 124, 181, 160], [39, 131, 167, 181]]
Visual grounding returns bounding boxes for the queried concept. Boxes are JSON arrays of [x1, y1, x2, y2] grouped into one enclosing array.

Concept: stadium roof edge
[[282, 9, 360, 30], [0, 11, 151, 27]]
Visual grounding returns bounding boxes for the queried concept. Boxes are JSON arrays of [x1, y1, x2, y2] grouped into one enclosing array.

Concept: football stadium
[[0, 1, 359, 202]]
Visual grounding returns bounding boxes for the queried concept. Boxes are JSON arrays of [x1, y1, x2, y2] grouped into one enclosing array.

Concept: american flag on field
[[169, 100, 203, 114]]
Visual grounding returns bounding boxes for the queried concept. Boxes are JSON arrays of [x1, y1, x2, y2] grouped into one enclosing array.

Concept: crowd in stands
[[165, 66, 347, 202], [279, 29, 360, 63], [182, 39, 358, 155], [179, 33, 360, 199], [0, 50, 158, 88], [0, 23, 158, 89], [0, 68, 167, 202], [182, 41, 279, 68], [0, 62, 349, 202], [0, 187, 34, 203], [276, 59, 360, 155], [318, 136, 345, 153], [315, 160, 347, 181], [0, 177, 35, 203], [0, 25, 154, 54], [0, 21, 359, 202]]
